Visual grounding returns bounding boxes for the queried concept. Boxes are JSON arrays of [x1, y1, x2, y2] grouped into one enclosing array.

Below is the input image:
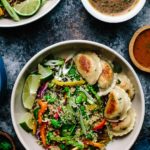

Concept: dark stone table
[[0, 0, 150, 149]]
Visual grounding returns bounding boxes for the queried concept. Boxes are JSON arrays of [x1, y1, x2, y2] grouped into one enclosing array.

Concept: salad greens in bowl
[[0, 0, 60, 27], [11, 40, 145, 150]]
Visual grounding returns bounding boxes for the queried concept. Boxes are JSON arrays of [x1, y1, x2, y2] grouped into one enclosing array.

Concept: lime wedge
[[20, 112, 34, 132], [38, 64, 53, 80], [13, 0, 41, 17], [22, 74, 41, 109]]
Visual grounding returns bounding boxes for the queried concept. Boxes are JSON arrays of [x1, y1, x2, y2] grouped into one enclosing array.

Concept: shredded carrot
[[85, 140, 105, 149], [38, 100, 48, 124], [40, 123, 47, 146], [52, 79, 85, 86], [32, 121, 37, 135]]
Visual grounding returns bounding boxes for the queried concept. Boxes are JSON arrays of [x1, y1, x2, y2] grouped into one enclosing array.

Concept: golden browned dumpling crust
[[98, 60, 114, 89], [104, 91, 122, 120], [104, 86, 131, 122], [74, 51, 102, 85]]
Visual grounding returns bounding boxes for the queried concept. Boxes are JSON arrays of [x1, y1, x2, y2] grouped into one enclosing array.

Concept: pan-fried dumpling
[[98, 74, 117, 96], [104, 86, 131, 122], [98, 60, 114, 89], [74, 51, 102, 85], [108, 108, 136, 136], [97, 60, 116, 96], [116, 74, 135, 100]]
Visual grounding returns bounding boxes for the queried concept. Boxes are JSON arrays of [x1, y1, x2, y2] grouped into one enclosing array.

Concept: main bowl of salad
[[0, 0, 60, 27], [11, 40, 145, 150]]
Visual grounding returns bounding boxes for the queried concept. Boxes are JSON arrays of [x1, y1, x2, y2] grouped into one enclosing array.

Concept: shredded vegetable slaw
[[20, 51, 135, 150]]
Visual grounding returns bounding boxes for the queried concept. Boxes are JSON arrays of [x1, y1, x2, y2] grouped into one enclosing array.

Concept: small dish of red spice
[[129, 25, 150, 73]]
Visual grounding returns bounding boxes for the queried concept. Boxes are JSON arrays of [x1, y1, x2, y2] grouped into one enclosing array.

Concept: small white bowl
[[0, 0, 60, 28], [11, 40, 145, 150], [81, 0, 146, 23]]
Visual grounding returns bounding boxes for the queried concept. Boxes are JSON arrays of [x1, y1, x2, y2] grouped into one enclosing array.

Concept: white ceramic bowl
[[81, 0, 146, 23], [11, 40, 145, 150], [0, 0, 60, 27]]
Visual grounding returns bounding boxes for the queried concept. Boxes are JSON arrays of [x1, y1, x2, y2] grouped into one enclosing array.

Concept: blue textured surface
[[0, 0, 150, 149], [0, 56, 7, 102]]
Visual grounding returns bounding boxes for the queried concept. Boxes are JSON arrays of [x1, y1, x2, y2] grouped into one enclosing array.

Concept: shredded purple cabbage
[[35, 128, 40, 140], [37, 82, 48, 98]]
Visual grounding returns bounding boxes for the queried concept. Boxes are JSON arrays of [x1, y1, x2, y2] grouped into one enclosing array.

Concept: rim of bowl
[[81, 0, 146, 23], [0, 0, 60, 28], [11, 40, 145, 150], [129, 25, 150, 73]]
